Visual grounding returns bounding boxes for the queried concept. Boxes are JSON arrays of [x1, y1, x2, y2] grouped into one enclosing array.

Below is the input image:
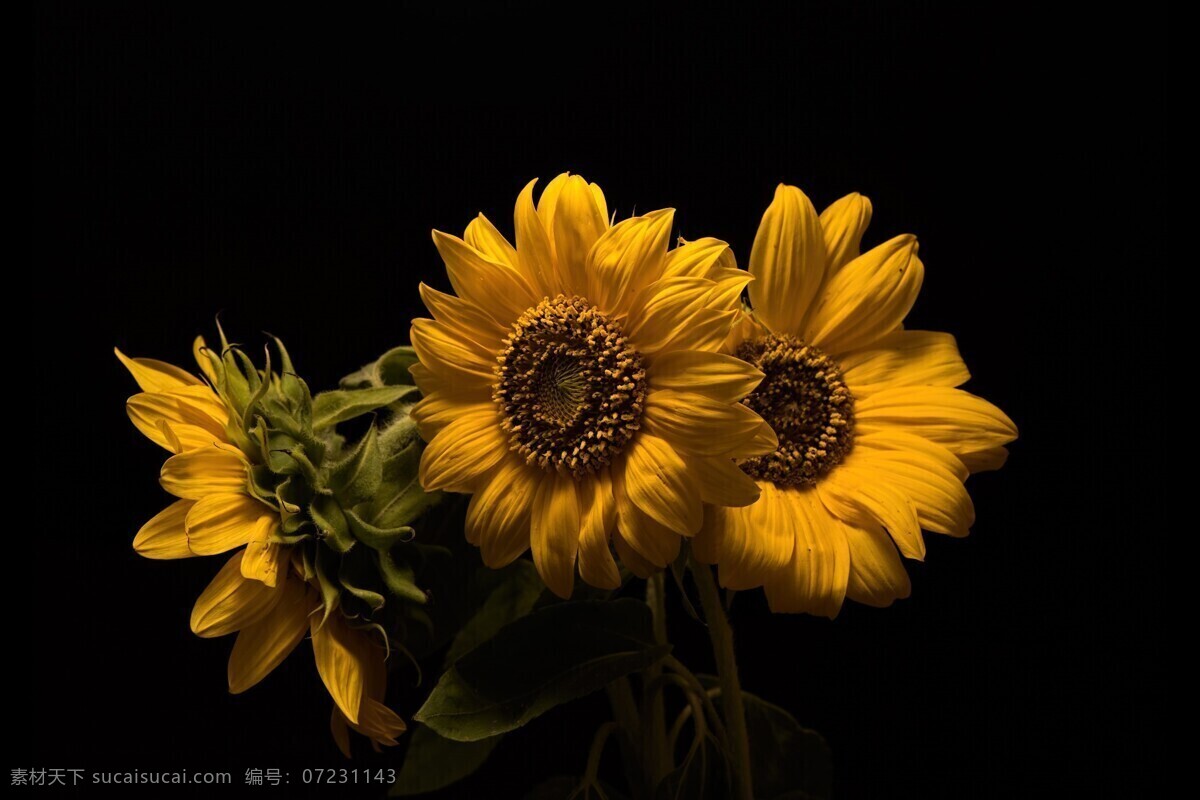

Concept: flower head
[[411, 173, 775, 597], [694, 185, 1017, 616], [118, 331, 434, 753]]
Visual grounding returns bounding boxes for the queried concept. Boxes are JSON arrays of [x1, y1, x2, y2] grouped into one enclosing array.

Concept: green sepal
[[312, 385, 421, 430], [338, 548, 387, 613], [312, 545, 342, 629], [309, 495, 356, 554], [341, 345, 419, 389], [344, 507, 415, 552], [327, 424, 382, 508], [377, 549, 429, 604]]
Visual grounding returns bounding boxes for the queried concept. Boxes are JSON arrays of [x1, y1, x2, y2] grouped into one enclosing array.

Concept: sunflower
[[117, 341, 406, 752], [693, 185, 1017, 616], [410, 173, 776, 597]]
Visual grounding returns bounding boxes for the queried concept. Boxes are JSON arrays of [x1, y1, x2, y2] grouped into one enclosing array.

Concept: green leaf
[[415, 599, 670, 742], [389, 725, 500, 796], [327, 425, 383, 507], [742, 692, 831, 800], [443, 560, 544, 668], [313, 385, 420, 429]]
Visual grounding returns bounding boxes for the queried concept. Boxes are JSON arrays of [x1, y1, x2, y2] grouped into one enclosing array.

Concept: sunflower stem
[[689, 558, 754, 800], [642, 572, 672, 788], [605, 678, 644, 800]]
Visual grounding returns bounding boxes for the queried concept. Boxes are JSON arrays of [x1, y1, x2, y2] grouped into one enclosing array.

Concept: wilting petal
[[191, 551, 284, 638], [311, 613, 368, 725], [227, 576, 311, 693]]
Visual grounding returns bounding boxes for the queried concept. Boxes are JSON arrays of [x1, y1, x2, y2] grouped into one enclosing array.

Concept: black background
[[31, 3, 1158, 798]]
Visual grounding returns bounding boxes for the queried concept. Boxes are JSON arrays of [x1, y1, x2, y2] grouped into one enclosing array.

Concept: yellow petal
[[817, 466, 924, 560], [127, 388, 228, 452], [647, 350, 764, 404], [227, 576, 311, 693], [763, 490, 850, 617], [643, 390, 767, 457], [844, 521, 911, 608], [726, 420, 780, 459], [590, 182, 609, 226], [115, 348, 202, 392], [620, 434, 700, 536], [410, 318, 497, 382], [626, 276, 719, 354], [535, 173, 570, 241], [408, 362, 493, 403], [514, 178, 561, 296], [747, 185, 826, 337], [347, 698, 407, 747], [690, 457, 761, 507], [418, 406, 508, 493], [661, 237, 736, 281], [804, 235, 923, 354], [531, 472, 580, 599], [311, 613, 367, 724], [240, 519, 286, 586], [431, 230, 536, 324], [464, 213, 518, 267], [418, 283, 507, 352], [190, 550, 283, 638], [185, 492, 267, 555], [838, 330, 970, 396], [551, 175, 608, 295], [410, 396, 492, 442], [133, 499, 196, 559], [577, 470, 620, 590], [854, 386, 1018, 454], [466, 456, 536, 567], [613, 527, 659, 577], [819, 192, 873, 275], [711, 484, 795, 590], [857, 436, 974, 537], [160, 445, 247, 499], [586, 209, 674, 315], [958, 446, 1009, 473]]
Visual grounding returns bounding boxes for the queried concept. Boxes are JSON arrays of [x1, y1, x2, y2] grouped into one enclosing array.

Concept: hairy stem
[[689, 559, 754, 800], [642, 572, 671, 787]]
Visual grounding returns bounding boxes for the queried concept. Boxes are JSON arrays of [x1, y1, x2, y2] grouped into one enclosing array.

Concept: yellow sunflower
[[117, 342, 406, 752], [693, 185, 1017, 616], [410, 173, 776, 597]]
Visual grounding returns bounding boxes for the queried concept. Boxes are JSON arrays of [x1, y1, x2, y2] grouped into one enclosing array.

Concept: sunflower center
[[494, 295, 647, 475], [738, 334, 855, 487]]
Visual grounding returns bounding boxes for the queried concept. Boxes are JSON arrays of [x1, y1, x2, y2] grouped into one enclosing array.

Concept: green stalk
[[606, 677, 645, 800], [642, 571, 671, 787], [689, 559, 754, 800]]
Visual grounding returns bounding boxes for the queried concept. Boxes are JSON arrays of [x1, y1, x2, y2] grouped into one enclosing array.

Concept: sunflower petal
[[577, 470, 621, 590], [620, 435, 701, 536], [819, 192, 873, 274], [127, 389, 228, 452], [418, 283, 507, 353], [185, 493, 267, 555], [844, 521, 912, 608], [661, 237, 736, 281], [515, 178, 562, 296], [531, 471, 580, 599], [115, 348, 202, 392], [747, 185, 826, 337], [958, 446, 1010, 473], [133, 499, 197, 559], [613, 462, 684, 567], [551, 175, 608, 295], [711, 484, 795, 590], [240, 518, 286, 586], [410, 318, 497, 381], [227, 576, 311, 693], [191, 551, 284, 638], [839, 330, 970, 395], [419, 406, 508, 493], [464, 213, 518, 267], [647, 350, 764, 403], [763, 490, 850, 617], [431, 230, 536, 324], [818, 466, 925, 560], [690, 457, 761, 507], [854, 386, 1018, 454], [587, 209, 674, 315], [643, 390, 767, 457], [467, 457, 536, 567], [311, 613, 367, 725], [160, 445, 248, 499], [805, 235, 923, 354]]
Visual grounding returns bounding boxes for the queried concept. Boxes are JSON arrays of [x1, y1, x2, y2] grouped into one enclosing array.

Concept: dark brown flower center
[[494, 295, 646, 475], [738, 334, 855, 487]]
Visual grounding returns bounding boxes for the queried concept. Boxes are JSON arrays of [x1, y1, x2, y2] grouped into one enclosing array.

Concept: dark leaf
[[415, 599, 670, 741], [443, 560, 544, 667], [389, 725, 500, 796]]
